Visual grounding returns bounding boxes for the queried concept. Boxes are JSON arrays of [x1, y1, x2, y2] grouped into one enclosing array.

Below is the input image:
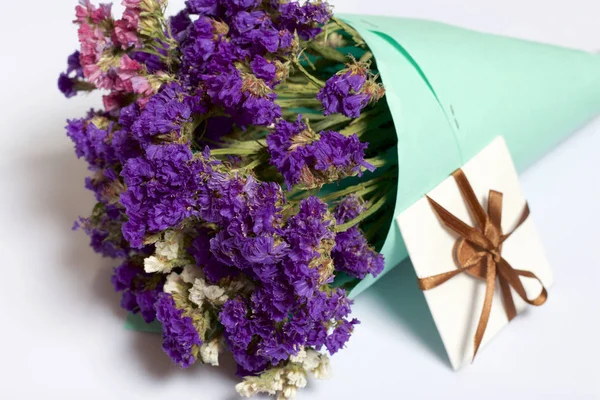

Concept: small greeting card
[[397, 136, 553, 370]]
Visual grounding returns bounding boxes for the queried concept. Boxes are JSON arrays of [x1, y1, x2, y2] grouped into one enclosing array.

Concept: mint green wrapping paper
[[125, 16, 600, 331], [339, 15, 600, 298]]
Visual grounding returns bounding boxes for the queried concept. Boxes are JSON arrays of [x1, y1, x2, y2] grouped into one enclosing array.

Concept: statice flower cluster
[[60, 1, 391, 399], [267, 115, 374, 189]]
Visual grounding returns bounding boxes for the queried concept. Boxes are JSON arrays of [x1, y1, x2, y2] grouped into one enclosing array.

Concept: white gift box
[[397, 136, 553, 370]]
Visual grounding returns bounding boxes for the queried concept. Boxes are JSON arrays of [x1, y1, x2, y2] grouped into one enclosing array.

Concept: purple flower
[[238, 94, 281, 126], [131, 83, 192, 143], [169, 10, 192, 41], [232, 10, 268, 34], [111, 259, 162, 322], [111, 262, 138, 291], [203, 69, 244, 109], [182, 17, 216, 67], [250, 55, 277, 84], [120, 143, 208, 248], [325, 319, 359, 354], [155, 293, 202, 368], [58, 74, 77, 98], [130, 51, 165, 73], [266, 116, 311, 188], [67, 51, 83, 77], [267, 116, 374, 189], [58, 51, 84, 98], [317, 66, 373, 118], [312, 130, 374, 175], [74, 204, 131, 258], [277, 1, 332, 40], [220, 298, 254, 349], [283, 196, 334, 296], [185, 0, 219, 15], [332, 195, 385, 279], [189, 230, 238, 283]]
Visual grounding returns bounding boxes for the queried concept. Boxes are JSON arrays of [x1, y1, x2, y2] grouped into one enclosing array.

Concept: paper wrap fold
[[126, 15, 600, 330], [340, 15, 600, 298]]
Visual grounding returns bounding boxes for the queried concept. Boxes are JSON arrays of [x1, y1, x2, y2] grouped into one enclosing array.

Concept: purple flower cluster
[[175, 0, 331, 128], [58, 51, 84, 98], [111, 260, 163, 323], [214, 195, 358, 374], [73, 204, 131, 258], [120, 143, 210, 248], [317, 63, 385, 118], [155, 293, 202, 368], [267, 115, 375, 189], [130, 83, 192, 143], [332, 195, 385, 279], [60, 0, 389, 387]]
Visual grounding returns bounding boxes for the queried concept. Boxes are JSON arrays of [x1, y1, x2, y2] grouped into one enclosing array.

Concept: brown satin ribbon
[[418, 169, 548, 360]]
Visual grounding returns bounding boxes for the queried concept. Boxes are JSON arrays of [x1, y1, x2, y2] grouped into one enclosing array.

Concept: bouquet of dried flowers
[[59, 1, 397, 398]]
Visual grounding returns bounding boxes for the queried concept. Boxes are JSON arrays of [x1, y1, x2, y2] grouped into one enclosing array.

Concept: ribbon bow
[[418, 169, 548, 360]]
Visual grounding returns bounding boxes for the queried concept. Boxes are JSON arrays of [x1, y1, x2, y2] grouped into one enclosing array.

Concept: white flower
[[271, 371, 284, 392], [280, 385, 297, 400], [302, 349, 330, 379], [204, 285, 227, 302], [286, 370, 307, 388], [200, 339, 220, 366], [144, 255, 172, 273], [155, 231, 182, 260], [189, 278, 228, 308], [163, 271, 182, 294], [302, 349, 320, 371], [180, 264, 203, 284], [313, 354, 331, 380], [289, 348, 307, 364], [235, 381, 259, 398]]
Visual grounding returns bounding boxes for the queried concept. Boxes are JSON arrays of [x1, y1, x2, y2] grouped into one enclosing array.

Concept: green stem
[[332, 17, 366, 48], [210, 147, 259, 156], [359, 51, 374, 64], [319, 178, 384, 203], [293, 60, 326, 88], [335, 194, 389, 232], [276, 98, 323, 108], [243, 158, 263, 171], [307, 41, 349, 63], [365, 156, 388, 169], [311, 113, 351, 132], [364, 213, 391, 242]]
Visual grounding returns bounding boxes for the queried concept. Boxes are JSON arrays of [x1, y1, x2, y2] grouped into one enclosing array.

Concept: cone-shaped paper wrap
[[340, 15, 600, 298]]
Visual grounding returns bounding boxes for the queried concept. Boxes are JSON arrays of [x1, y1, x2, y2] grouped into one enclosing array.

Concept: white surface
[[398, 137, 553, 370], [1, 0, 599, 399]]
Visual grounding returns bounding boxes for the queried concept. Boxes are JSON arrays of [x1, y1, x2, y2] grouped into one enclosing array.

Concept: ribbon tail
[[472, 255, 496, 361], [452, 169, 488, 230], [498, 277, 517, 321], [497, 259, 548, 307], [426, 195, 494, 250], [418, 260, 481, 290]]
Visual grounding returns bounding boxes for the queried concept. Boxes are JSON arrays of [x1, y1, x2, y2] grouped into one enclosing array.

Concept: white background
[[1, 0, 599, 399]]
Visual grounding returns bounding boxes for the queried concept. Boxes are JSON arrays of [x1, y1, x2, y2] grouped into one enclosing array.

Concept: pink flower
[[77, 23, 106, 65], [122, 0, 141, 8], [131, 76, 153, 96], [113, 19, 141, 49], [74, 0, 112, 24], [103, 92, 129, 111], [122, 8, 141, 27], [115, 55, 142, 90]]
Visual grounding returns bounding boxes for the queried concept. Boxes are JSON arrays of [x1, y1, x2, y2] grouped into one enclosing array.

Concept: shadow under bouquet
[[60, 1, 397, 398]]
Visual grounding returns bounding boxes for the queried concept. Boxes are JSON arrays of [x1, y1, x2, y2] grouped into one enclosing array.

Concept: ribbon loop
[[418, 169, 548, 361]]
